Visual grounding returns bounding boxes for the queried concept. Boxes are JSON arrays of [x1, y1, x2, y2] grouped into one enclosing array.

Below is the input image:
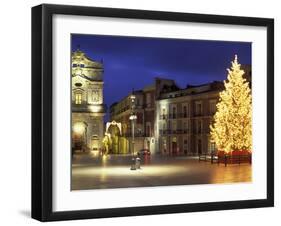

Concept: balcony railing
[[159, 129, 189, 135], [169, 114, 177, 119], [194, 112, 203, 117], [159, 113, 190, 120], [159, 112, 216, 120], [177, 113, 188, 118]]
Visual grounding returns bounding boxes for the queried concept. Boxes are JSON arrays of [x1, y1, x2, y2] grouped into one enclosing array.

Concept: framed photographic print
[[31, 4, 274, 221]]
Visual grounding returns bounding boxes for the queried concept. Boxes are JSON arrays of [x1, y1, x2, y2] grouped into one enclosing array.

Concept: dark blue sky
[[71, 34, 251, 119]]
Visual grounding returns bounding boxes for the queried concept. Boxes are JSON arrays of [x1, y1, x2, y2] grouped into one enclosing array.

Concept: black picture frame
[[32, 4, 274, 222]]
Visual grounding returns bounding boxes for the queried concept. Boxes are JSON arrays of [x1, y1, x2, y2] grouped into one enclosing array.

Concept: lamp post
[[129, 93, 138, 170]]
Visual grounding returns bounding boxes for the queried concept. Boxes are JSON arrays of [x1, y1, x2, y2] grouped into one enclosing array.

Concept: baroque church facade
[[71, 49, 105, 152]]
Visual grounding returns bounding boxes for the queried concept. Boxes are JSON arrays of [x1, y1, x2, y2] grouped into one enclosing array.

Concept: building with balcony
[[155, 81, 224, 156], [71, 49, 106, 152], [109, 66, 251, 156], [110, 78, 176, 154], [155, 65, 251, 156]]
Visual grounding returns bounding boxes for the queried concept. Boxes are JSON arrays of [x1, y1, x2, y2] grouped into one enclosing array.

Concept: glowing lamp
[[89, 105, 102, 112], [130, 94, 136, 102], [129, 114, 137, 120], [73, 122, 84, 134]]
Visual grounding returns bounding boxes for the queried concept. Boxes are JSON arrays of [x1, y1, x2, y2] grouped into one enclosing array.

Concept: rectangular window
[[172, 106, 176, 119], [197, 120, 202, 133], [172, 121, 177, 133], [209, 141, 216, 154], [183, 139, 188, 154], [163, 122, 166, 130], [136, 112, 143, 124], [183, 105, 187, 117], [75, 93, 82, 104], [163, 139, 167, 152], [92, 89, 100, 103], [146, 93, 151, 107], [183, 122, 187, 133], [146, 124, 151, 137], [161, 107, 166, 119], [209, 100, 217, 115], [195, 102, 202, 116]]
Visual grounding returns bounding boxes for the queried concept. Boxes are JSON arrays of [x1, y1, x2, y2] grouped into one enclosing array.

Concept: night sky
[[71, 34, 251, 121]]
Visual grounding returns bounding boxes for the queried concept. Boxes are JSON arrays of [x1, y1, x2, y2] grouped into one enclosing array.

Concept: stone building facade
[[109, 90, 145, 154], [109, 78, 177, 154], [155, 82, 224, 156], [155, 65, 251, 155], [71, 49, 105, 152]]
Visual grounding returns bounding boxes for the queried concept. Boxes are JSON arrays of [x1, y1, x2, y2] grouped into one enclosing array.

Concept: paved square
[[71, 153, 252, 190]]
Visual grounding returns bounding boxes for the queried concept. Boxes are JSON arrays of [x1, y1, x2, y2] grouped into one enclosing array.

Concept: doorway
[[197, 139, 202, 155], [172, 141, 177, 155]]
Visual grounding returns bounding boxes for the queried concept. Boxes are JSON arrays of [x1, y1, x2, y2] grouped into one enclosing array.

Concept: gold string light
[[210, 55, 252, 153]]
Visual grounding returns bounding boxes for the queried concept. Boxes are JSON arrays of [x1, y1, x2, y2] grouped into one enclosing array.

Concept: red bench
[[217, 150, 252, 166]]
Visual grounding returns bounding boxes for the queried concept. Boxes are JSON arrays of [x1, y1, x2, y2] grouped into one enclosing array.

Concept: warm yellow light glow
[[75, 93, 82, 104], [88, 105, 102, 112], [73, 122, 85, 134], [90, 150, 99, 157], [129, 114, 137, 120], [75, 165, 187, 177], [130, 94, 136, 101], [210, 55, 252, 153], [105, 121, 122, 135]]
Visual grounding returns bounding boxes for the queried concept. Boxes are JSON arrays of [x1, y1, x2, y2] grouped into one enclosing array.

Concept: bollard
[[136, 157, 141, 169], [130, 158, 136, 170]]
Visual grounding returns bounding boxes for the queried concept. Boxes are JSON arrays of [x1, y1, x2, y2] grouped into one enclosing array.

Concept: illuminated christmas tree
[[210, 55, 252, 153]]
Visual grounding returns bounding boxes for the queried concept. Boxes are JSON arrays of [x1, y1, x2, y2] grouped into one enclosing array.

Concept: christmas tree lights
[[210, 55, 252, 153]]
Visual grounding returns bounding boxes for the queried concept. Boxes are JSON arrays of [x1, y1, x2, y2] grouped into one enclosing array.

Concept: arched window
[[73, 89, 84, 104], [75, 93, 82, 104]]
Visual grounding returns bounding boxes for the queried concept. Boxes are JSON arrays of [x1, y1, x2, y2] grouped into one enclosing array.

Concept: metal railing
[[159, 129, 189, 135]]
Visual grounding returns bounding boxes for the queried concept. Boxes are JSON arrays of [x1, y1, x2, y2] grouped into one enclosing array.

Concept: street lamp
[[129, 93, 138, 170]]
